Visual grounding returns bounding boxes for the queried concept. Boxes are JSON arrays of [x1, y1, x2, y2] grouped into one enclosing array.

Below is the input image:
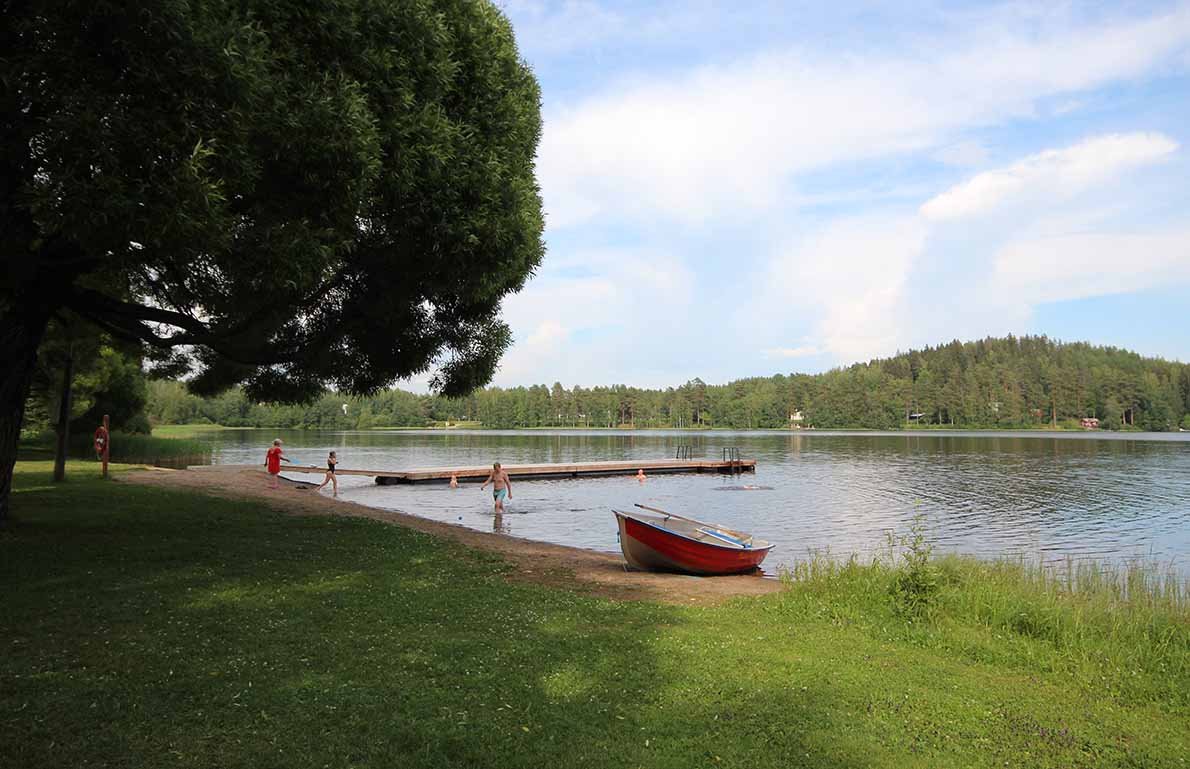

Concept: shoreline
[[120, 465, 782, 605], [153, 422, 1176, 437]]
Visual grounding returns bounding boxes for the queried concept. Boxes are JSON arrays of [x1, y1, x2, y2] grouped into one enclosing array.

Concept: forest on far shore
[[144, 335, 1190, 432]]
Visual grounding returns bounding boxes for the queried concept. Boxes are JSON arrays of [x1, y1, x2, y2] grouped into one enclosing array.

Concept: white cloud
[[494, 275, 613, 383], [503, 0, 732, 62], [524, 318, 569, 349], [501, 0, 626, 56], [760, 216, 927, 363], [494, 248, 696, 386], [933, 140, 991, 167], [920, 133, 1178, 220], [538, 8, 1190, 227], [1051, 98, 1085, 116], [491, 5, 1190, 383], [491, 319, 572, 386], [992, 230, 1190, 305], [751, 129, 1190, 367], [763, 346, 821, 359]]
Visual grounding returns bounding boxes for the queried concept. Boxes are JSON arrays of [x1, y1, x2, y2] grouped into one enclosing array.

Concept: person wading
[[317, 450, 339, 497], [480, 461, 512, 513]]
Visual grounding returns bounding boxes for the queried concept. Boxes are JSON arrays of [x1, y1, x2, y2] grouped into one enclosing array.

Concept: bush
[[889, 514, 939, 619], [122, 412, 152, 435]]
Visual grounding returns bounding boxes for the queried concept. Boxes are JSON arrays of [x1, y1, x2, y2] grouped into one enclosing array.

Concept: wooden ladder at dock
[[722, 447, 742, 475]]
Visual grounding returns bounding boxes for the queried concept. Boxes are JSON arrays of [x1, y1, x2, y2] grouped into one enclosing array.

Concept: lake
[[198, 429, 1190, 576]]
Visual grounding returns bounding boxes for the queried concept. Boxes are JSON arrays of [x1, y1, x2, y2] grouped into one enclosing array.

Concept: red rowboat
[[613, 504, 773, 575]]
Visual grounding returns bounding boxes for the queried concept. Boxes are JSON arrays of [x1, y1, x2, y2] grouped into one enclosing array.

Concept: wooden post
[[53, 343, 74, 483], [102, 414, 110, 479]]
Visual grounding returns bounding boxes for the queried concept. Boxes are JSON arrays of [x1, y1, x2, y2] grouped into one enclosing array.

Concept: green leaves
[[6, 0, 545, 399], [889, 515, 940, 620]]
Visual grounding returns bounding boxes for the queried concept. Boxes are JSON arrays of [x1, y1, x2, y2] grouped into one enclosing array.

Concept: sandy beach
[[120, 465, 782, 605]]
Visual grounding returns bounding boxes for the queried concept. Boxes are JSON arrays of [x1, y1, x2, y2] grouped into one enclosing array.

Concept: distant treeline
[[146, 336, 1190, 432]]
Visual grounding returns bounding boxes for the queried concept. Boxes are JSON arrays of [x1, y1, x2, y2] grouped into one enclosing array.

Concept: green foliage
[[71, 346, 149, 432], [889, 514, 939, 620], [4, 0, 544, 400], [147, 335, 1190, 431], [5, 462, 1188, 768], [145, 381, 430, 430], [121, 412, 152, 435], [24, 316, 150, 436]]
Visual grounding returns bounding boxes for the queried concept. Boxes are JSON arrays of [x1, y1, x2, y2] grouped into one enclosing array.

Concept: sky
[[472, 0, 1190, 389]]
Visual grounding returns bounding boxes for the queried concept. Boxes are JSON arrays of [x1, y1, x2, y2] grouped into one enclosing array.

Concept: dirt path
[[121, 465, 782, 606]]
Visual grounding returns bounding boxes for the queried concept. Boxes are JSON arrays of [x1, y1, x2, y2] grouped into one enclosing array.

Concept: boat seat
[[697, 527, 751, 548]]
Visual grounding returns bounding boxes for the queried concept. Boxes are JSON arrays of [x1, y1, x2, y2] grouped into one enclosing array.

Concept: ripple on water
[[208, 429, 1190, 576], [712, 485, 775, 491]]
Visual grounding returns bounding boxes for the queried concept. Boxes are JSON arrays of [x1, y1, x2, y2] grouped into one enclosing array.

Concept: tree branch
[[67, 286, 302, 367]]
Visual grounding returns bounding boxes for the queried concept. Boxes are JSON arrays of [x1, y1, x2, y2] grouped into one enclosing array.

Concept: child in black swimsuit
[[317, 451, 339, 496]]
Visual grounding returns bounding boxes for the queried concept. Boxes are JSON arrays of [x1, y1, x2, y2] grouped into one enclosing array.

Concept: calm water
[[201, 429, 1190, 576]]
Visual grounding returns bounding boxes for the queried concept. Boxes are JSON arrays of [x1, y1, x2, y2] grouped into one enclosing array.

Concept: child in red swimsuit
[[265, 439, 288, 489]]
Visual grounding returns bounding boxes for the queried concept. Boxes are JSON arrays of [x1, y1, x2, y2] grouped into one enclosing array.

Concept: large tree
[[0, 0, 545, 518]]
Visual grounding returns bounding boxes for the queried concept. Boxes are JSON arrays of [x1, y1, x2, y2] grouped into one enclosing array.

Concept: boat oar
[[633, 503, 752, 541]]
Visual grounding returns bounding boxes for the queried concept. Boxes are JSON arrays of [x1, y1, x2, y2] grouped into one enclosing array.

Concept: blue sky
[[474, 0, 1190, 389]]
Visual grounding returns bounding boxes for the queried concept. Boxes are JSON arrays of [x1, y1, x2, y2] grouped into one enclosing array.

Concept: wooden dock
[[278, 458, 756, 485]]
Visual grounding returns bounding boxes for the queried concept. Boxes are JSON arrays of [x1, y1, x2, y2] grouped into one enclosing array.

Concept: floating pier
[[278, 458, 756, 485]]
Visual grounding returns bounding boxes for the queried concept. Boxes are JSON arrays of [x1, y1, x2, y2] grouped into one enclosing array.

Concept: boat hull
[[614, 511, 771, 575]]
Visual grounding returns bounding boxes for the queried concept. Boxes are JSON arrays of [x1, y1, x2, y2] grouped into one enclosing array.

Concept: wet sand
[[121, 465, 782, 606]]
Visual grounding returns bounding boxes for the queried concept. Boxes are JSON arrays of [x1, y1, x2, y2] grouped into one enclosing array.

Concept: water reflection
[[202, 429, 1190, 576]]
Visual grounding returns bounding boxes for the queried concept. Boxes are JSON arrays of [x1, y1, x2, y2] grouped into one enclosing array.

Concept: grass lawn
[[2, 462, 1186, 768]]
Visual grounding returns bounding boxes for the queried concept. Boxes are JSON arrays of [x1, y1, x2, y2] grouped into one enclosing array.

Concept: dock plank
[[274, 458, 755, 484]]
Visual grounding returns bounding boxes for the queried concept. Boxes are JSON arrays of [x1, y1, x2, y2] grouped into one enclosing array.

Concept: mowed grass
[[2, 462, 1187, 769]]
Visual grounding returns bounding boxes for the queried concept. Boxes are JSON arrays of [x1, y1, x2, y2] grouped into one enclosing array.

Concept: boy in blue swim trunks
[[480, 461, 512, 513]]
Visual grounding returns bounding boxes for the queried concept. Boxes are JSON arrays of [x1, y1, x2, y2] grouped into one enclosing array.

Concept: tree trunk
[[0, 307, 53, 522], [53, 342, 75, 482]]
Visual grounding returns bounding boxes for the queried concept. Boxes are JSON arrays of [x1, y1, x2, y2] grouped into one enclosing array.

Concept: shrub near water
[[888, 515, 939, 620]]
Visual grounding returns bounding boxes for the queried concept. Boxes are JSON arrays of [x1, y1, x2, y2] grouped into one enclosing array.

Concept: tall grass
[[778, 548, 1190, 709], [79, 432, 211, 467], [21, 431, 211, 468], [932, 554, 1188, 703], [150, 423, 239, 439]]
